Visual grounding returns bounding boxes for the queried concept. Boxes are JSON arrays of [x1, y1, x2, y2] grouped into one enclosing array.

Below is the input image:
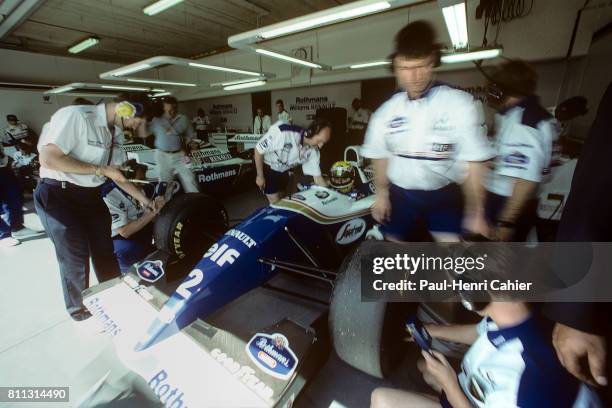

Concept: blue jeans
[[0, 167, 24, 238]]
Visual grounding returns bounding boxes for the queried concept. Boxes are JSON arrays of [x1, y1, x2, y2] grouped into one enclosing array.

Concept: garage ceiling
[[1, 0, 354, 63]]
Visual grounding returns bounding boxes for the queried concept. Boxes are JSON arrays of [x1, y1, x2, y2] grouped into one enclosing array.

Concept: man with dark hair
[[3, 114, 35, 151], [149, 96, 198, 192], [254, 118, 330, 204], [347, 98, 370, 145], [362, 21, 493, 242], [35, 92, 157, 324], [483, 60, 557, 241], [275, 99, 292, 124]]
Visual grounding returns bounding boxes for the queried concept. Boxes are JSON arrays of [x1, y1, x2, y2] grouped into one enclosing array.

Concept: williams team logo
[[136, 260, 165, 283], [246, 333, 298, 380], [504, 151, 529, 165], [315, 191, 329, 199], [336, 218, 366, 245], [388, 116, 407, 128]]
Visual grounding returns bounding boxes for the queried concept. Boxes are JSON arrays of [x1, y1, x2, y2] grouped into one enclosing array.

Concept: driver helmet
[[329, 161, 356, 193]]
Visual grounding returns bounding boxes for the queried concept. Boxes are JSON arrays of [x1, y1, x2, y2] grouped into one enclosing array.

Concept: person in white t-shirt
[[34, 92, 158, 322], [253, 108, 272, 134], [275, 99, 292, 124], [254, 118, 331, 204], [192, 108, 210, 142], [362, 21, 493, 242]]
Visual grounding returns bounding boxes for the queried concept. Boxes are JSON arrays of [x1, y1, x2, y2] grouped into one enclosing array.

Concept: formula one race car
[[122, 137, 254, 194], [83, 147, 393, 407]]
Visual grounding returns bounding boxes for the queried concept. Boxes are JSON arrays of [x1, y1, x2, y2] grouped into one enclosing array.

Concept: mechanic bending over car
[[371, 246, 602, 408], [35, 93, 157, 322], [149, 96, 199, 193], [102, 160, 166, 273], [254, 118, 331, 204], [482, 60, 557, 241], [362, 21, 494, 243]]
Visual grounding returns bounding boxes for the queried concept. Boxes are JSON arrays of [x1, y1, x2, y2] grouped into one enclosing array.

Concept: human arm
[[254, 149, 266, 190], [116, 196, 165, 238], [421, 351, 473, 408], [424, 323, 479, 345], [313, 175, 327, 187]]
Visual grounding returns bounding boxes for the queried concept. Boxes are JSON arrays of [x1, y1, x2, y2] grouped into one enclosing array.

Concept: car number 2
[[176, 269, 204, 300]]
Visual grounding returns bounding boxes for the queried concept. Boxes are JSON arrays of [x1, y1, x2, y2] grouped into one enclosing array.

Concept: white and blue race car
[[83, 147, 387, 407]]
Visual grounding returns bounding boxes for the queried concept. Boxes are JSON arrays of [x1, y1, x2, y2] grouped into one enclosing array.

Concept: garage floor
[[0, 186, 424, 408]]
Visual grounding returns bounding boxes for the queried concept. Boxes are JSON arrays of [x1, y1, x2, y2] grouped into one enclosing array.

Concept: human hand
[[101, 165, 127, 183], [553, 323, 608, 387], [153, 196, 166, 214], [256, 175, 266, 191], [372, 193, 391, 223], [421, 350, 458, 391]]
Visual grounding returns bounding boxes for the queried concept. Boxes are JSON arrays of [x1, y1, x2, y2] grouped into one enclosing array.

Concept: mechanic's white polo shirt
[[38, 104, 126, 187], [362, 83, 494, 191], [486, 95, 557, 197], [102, 182, 143, 237], [255, 123, 321, 176], [457, 316, 601, 408], [277, 110, 292, 124]]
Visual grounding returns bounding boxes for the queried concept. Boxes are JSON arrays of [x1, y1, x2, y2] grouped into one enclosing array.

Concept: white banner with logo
[[182, 94, 253, 132], [271, 82, 360, 127]]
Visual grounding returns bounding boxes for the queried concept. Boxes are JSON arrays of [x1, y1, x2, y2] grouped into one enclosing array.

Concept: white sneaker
[[0, 237, 21, 247], [11, 227, 43, 239]]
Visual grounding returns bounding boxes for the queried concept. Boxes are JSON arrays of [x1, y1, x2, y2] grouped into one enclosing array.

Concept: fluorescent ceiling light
[[126, 78, 196, 87], [47, 86, 75, 94], [441, 48, 502, 63], [260, 1, 391, 39], [350, 60, 391, 69], [68, 37, 99, 54], [188, 62, 261, 76], [113, 64, 152, 77], [101, 85, 150, 91], [151, 88, 166, 92], [255, 49, 322, 69], [224, 80, 266, 91], [153, 92, 172, 97], [143, 0, 184, 16], [441, 2, 468, 49], [219, 77, 265, 87]]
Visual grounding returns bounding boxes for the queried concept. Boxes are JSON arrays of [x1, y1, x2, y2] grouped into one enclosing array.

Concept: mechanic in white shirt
[[483, 60, 557, 241], [362, 21, 494, 242], [102, 161, 165, 273], [35, 93, 157, 322], [254, 119, 331, 204], [371, 246, 602, 408], [192, 108, 210, 142], [3, 114, 35, 150], [253, 108, 272, 134], [275, 99, 292, 124]]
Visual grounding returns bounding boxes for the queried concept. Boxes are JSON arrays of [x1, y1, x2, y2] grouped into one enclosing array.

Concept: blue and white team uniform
[[362, 83, 494, 240], [255, 123, 322, 195], [102, 182, 154, 273], [442, 316, 602, 408], [485, 95, 557, 239]]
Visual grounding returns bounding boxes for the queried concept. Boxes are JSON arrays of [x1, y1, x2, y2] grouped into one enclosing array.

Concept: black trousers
[[34, 179, 120, 321]]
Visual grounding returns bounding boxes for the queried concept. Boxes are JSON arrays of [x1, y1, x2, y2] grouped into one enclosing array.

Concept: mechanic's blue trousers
[[112, 225, 155, 274], [0, 167, 24, 239], [34, 179, 120, 321]]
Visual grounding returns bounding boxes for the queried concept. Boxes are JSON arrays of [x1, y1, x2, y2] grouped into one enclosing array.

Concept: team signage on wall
[[185, 93, 253, 131], [271, 82, 360, 126]]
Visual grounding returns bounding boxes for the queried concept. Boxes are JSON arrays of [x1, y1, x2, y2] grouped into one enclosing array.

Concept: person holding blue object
[[362, 21, 494, 242], [371, 247, 602, 408]]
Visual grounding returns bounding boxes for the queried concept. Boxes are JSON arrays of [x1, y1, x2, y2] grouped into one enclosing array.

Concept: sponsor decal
[[203, 243, 241, 267], [335, 218, 367, 244], [368, 182, 376, 193], [84, 297, 121, 337], [225, 229, 257, 248], [431, 143, 455, 153], [388, 116, 407, 129], [111, 214, 119, 221], [292, 194, 306, 201], [504, 151, 529, 165], [315, 191, 329, 199], [432, 114, 454, 131], [246, 333, 298, 380], [148, 370, 190, 408], [210, 348, 274, 400], [137, 260, 165, 283], [119, 201, 125, 209], [321, 197, 338, 205], [197, 169, 237, 183]]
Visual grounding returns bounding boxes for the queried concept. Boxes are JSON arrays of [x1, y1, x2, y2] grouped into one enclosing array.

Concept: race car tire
[[329, 244, 406, 378], [154, 193, 228, 264]]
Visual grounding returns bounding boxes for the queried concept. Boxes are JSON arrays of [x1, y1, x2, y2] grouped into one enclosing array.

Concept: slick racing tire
[[154, 193, 228, 263], [329, 243, 406, 378]]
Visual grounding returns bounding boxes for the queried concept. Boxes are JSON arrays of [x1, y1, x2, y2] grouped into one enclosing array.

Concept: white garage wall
[[180, 93, 252, 132]]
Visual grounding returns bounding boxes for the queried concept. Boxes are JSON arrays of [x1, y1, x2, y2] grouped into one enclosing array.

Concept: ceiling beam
[[0, 0, 44, 40]]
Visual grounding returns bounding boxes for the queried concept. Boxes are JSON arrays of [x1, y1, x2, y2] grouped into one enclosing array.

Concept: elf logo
[[336, 218, 366, 245]]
